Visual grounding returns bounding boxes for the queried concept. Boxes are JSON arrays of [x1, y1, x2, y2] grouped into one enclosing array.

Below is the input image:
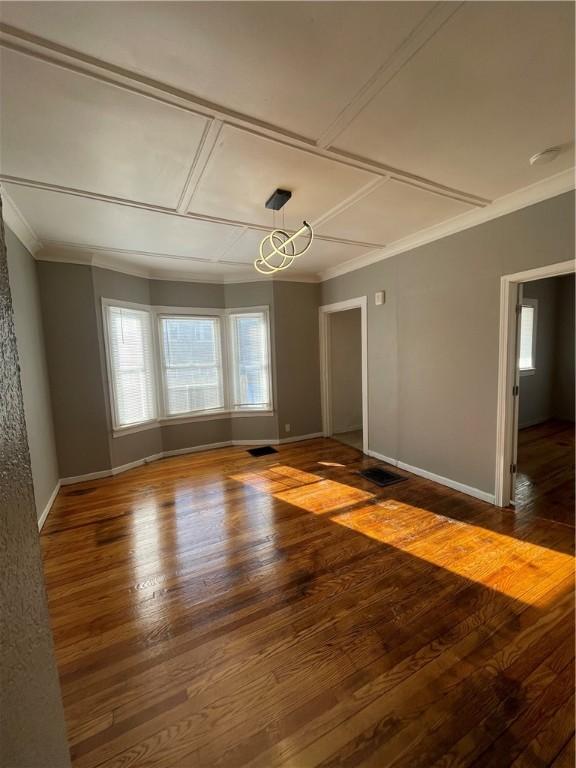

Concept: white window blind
[[106, 306, 156, 427], [160, 316, 224, 415], [229, 311, 271, 409], [519, 304, 536, 370]]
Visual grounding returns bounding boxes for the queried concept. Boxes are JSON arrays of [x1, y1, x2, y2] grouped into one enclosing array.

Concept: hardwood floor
[[41, 438, 575, 768], [516, 420, 575, 527]]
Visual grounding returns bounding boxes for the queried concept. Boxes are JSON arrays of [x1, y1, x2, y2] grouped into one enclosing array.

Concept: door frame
[[319, 296, 368, 454], [495, 259, 575, 507]]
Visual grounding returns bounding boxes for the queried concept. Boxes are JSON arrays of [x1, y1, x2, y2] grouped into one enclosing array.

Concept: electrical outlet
[[285, 423, 291, 433]]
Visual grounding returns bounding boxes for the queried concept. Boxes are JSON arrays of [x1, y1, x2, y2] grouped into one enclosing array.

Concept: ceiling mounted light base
[[265, 188, 292, 210], [529, 147, 561, 166]]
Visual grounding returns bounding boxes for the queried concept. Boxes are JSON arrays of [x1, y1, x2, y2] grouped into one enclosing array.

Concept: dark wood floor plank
[[40, 438, 574, 768]]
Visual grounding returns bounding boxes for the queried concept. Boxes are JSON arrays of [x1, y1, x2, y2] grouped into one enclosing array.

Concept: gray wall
[[38, 261, 111, 477], [6, 228, 59, 521], [0, 205, 71, 767], [330, 308, 362, 434], [553, 273, 575, 422], [38, 263, 321, 477], [274, 281, 323, 439], [519, 274, 575, 428], [321, 191, 575, 496]]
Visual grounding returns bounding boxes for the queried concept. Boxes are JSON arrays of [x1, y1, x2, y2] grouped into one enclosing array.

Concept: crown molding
[[320, 168, 576, 282], [34, 246, 320, 284], [0, 185, 43, 254]]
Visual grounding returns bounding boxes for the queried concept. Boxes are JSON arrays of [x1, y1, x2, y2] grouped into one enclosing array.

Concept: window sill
[[520, 367, 536, 377], [112, 409, 275, 438]]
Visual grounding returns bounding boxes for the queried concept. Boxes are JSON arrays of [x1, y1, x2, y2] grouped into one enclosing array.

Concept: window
[[159, 316, 224, 415], [105, 305, 156, 427], [519, 299, 537, 373], [229, 311, 271, 410], [103, 302, 273, 431]]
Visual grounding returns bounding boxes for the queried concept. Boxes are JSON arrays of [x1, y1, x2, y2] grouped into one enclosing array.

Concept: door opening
[[495, 261, 575, 510], [319, 297, 368, 454]]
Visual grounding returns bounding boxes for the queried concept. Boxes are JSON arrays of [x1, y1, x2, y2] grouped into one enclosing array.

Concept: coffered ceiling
[[0, 1, 574, 282]]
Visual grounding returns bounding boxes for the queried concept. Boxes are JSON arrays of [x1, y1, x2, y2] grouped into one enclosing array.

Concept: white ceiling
[[0, 1, 574, 282]]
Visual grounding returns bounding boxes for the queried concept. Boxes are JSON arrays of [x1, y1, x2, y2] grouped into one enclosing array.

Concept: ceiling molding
[[176, 118, 223, 214], [0, 185, 43, 254], [311, 177, 390, 229], [0, 22, 490, 209], [34, 248, 319, 284], [1, 174, 385, 251], [320, 168, 576, 281], [316, 2, 463, 149]]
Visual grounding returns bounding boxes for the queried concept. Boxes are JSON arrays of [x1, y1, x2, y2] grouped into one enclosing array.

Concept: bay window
[[102, 301, 272, 432]]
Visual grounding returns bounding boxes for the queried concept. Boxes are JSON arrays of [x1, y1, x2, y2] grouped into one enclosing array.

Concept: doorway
[[495, 261, 575, 517], [319, 297, 368, 454]]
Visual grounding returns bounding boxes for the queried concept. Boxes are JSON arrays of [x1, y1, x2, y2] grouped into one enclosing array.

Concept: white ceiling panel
[[4, 185, 241, 260], [0, 49, 208, 207], [334, 2, 575, 199], [318, 179, 474, 244], [0, 1, 431, 138], [191, 125, 375, 230]]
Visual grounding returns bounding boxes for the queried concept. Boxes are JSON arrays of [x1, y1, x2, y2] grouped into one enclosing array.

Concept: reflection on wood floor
[[41, 438, 575, 767], [516, 419, 575, 527]]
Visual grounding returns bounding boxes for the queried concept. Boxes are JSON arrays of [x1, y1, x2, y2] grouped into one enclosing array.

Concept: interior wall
[[519, 273, 575, 428], [553, 273, 575, 422], [37, 261, 321, 477], [5, 227, 59, 521], [329, 308, 362, 434], [0, 207, 71, 768], [321, 190, 575, 497], [519, 277, 558, 428]]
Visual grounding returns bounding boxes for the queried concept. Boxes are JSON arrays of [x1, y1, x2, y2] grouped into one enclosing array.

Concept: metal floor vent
[[359, 467, 407, 488], [247, 446, 278, 457]]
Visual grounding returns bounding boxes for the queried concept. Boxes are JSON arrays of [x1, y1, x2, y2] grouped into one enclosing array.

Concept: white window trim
[[101, 299, 274, 437], [101, 299, 159, 432], [227, 305, 274, 413], [519, 298, 538, 377]]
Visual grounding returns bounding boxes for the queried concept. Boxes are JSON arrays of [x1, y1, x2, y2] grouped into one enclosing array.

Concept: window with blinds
[[229, 311, 271, 409], [519, 301, 537, 371], [105, 305, 157, 427], [159, 316, 224, 415]]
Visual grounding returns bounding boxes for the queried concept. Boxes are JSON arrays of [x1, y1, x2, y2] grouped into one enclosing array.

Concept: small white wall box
[[375, 291, 385, 305]]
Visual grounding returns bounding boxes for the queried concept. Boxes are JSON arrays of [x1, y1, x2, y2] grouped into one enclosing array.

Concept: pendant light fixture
[[254, 189, 314, 275]]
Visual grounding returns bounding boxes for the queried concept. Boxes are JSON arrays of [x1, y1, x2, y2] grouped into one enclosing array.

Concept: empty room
[[1, 2, 574, 767]]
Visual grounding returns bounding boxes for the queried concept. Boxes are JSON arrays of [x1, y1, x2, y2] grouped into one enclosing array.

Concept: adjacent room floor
[[515, 419, 575, 527], [42, 438, 575, 767], [332, 429, 363, 451]]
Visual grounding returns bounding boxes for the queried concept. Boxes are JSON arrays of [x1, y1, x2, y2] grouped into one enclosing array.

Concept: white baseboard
[[277, 432, 324, 444], [60, 468, 111, 486], [163, 441, 232, 458], [366, 449, 399, 466], [58, 434, 326, 486], [396, 461, 495, 504], [365, 450, 494, 504], [38, 481, 61, 530]]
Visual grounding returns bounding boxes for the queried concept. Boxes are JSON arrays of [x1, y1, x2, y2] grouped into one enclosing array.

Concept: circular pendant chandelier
[[254, 188, 314, 275]]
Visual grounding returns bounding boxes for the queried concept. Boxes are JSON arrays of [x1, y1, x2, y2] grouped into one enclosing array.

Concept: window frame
[[156, 309, 228, 419], [101, 299, 274, 437], [227, 306, 274, 412], [519, 298, 538, 376], [101, 299, 159, 432]]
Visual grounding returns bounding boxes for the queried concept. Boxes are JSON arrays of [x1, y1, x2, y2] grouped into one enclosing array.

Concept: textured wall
[[5, 228, 59, 520], [0, 200, 70, 766], [321, 191, 575, 495]]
